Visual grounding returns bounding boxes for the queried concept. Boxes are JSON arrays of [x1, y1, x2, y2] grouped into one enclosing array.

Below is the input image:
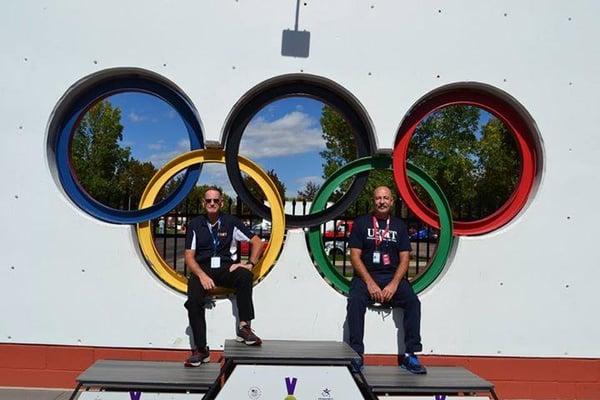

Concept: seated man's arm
[[185, 249, 215, 290], [247, 234, 264, 265], [381, 250, 409, 302], [350, 248, 384, 303], [230, 218, 264, 272], [229, 235, 262, 272]]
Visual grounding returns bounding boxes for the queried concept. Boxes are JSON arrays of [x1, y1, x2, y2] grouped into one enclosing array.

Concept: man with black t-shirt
[[183, 187, 264, 367], [346, 186, 427, 374]]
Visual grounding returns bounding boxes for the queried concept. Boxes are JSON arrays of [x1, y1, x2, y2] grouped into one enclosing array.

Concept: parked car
[[240, 240, 269, 257], [324, 220, 354, 240], [409, 228, 439, 242], [251, 221, 271, 236], [324, 241, 349, 258]]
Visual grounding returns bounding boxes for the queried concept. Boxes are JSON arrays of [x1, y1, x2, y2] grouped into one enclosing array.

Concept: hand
[[198, 274, 215, 290], [229, 263, 252, 272], [381, 281, 399, 302], [366, 281, 384, 303]]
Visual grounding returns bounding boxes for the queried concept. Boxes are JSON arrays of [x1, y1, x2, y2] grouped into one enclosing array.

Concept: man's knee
[[347, 291, 369, 313], [184, 298, 203, 312], [234, 268, 253, 287], [404, 294, 421, 312]]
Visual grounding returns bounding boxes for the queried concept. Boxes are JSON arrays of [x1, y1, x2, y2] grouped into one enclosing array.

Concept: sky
[[106, 93, 496, 199], [108, 93, 326, 198]]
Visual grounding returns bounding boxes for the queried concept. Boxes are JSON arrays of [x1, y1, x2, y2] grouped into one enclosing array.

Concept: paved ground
[[0, 388, 71, 400]]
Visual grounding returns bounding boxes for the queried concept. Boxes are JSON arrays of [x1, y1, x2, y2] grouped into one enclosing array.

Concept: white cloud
[[120, 140, 135, 147], [148, 140, 166, 150], [177, 138, 191, 149], [128, 111, 148, 123], [239, 111, 325, 158], [197, 164, 236, 197], [148, 137, 191, 167], [148, 150, 182, 168], [296, 175, 323, 187]]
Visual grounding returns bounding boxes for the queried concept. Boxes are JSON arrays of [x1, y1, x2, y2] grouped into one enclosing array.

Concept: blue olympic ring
[[55, 75, 204, 224]]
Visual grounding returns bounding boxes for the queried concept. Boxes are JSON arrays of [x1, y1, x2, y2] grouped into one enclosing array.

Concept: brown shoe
[[236, 325, 262, 346], [184, 346, 210, 367]]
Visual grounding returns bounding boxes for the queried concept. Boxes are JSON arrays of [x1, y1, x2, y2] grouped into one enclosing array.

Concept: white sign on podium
[[215, 364, 362, 400]]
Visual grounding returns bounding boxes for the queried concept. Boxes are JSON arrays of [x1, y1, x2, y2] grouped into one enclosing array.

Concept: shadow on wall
[[342, 308, 406, 363]]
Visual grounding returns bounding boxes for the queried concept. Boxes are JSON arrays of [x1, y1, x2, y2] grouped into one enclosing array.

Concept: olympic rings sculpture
[[52, 72, 539, 295]]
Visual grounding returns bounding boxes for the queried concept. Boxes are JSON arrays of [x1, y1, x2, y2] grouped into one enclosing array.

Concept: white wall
[[1, 1, 599, 358]]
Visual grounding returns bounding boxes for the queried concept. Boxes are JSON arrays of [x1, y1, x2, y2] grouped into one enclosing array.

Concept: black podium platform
[[68, 360, 220, 399], [363, 365, 497, 398], [223, 339, 358, 365]]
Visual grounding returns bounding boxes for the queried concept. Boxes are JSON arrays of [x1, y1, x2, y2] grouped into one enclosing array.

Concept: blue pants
[[346, 274, 423, 356]]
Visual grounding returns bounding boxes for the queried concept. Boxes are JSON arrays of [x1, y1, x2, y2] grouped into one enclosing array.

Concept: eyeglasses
[[204, 198, 221, 204]]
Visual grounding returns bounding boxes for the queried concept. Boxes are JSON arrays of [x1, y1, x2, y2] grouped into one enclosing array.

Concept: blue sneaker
[[401, 354, 427, 374], [350, 357, 364, 373]]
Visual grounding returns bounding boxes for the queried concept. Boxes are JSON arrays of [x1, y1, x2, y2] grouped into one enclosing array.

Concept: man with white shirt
[[183, 187, 264, 367]]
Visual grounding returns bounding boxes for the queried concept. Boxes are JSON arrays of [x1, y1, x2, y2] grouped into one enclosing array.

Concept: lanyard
[[207, 218, 221, 256], [372, 215, 390, 248]]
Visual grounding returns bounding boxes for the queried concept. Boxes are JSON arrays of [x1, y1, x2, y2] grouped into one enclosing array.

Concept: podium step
[[224, 339, 358, 365], [75, 360, 220, 391], [363, 365, 495, 397]]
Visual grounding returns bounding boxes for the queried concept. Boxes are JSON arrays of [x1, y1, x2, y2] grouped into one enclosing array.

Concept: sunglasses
[[204, 198, 221, 204]]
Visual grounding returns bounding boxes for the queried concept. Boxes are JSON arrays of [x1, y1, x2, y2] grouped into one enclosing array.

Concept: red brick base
[[1, 344, 599, 399]]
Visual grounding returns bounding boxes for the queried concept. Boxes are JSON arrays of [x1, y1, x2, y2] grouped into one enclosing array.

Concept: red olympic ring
[[393, 87, 539, 236]]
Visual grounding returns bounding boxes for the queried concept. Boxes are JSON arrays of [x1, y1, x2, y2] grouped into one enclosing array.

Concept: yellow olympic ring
[[136, 149, 285, 294]]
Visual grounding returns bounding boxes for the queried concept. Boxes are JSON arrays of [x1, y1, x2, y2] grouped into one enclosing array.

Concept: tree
[[118, 159, 157, 210], [71, 100, 131, 209], [296, 181, 321, 201], [407, 105, 481, 218], [320, 106, 396, 208], [158, 177, 233, 214], [243, 169, 286, 202], [475, 117, 520, 214], [320, 106, 358, 181]]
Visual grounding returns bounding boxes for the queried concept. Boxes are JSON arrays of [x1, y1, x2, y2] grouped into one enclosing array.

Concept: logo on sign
[[284, 376, 298, 399], [318, 387, 334, 399], [248, 386, 262, 399]]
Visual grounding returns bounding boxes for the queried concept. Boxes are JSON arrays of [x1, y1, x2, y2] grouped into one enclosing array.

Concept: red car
[[239, 240, 269, 257], [324, 220, 354, 240]]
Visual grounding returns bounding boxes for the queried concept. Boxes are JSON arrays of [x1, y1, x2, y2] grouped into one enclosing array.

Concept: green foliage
[[118, 159, 157, 209], [320, 105, 395, 207], [243, 169, 286, 201], [71, 100, 133, 209], [296, 181, 321, 201], [408, 105, 481, 217], [158, 178, 233, 214], [320, 106, 357, 179], [475, 118, 520, 213]]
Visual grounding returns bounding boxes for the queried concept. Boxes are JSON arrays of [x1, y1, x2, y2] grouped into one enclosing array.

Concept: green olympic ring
[[307, 155, 454, 294]]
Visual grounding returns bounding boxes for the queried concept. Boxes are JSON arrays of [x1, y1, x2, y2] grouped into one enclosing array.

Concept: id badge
[[382, 253, 391, 266], [210, 257, 221, 269], [372, 251, 381, 264]]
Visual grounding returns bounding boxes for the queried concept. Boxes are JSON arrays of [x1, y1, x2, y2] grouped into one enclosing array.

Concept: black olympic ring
[[224, 75, 375, 228]]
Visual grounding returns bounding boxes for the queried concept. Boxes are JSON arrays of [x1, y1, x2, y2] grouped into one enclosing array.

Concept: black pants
[[346, 274, 423, 356], [185, 266, 254, 349]]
